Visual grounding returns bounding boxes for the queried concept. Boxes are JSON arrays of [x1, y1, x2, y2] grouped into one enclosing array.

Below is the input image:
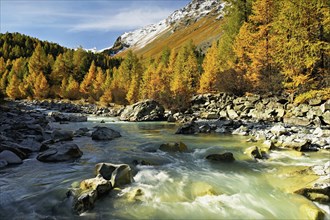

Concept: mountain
[[103, 0, 225, 57]]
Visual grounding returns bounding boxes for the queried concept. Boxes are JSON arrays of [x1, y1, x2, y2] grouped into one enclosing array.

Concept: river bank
[[0, 94, 329, 219]]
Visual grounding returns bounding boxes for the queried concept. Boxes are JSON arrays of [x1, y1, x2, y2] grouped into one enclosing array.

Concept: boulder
[[175, 121, 199, 134], [200, 112, 219, 120], [244, 146, 266, 160], [227, 109, 239, 120], [283, 117, 311, 126], [159, 142, 188, 153], [70, 188, 98, 215], [299, 203, 325, 220], [320, 101, 330, 113], [232, 126, 248, 136], [91, 127, 121, 141], [80, 174, 112, 195], [19, 137, 42, 152], [270, 124, 287, 136], [0, 159, 8, 168], [95, 163, 133, 187], [69, 163, 132, 214], [37, 142, 83, 162], [0, 150, 22, 164], [263, 140, 276, 150], [51, 129, 74, 142], [120, 100, 165, 122], [206, 152, 235, 163], [322, 111, 330, 125], [308, 98, 322, 106], [48, 112, 87, 122], [282, 139, 318, 152], [295, 187, 330, 204]]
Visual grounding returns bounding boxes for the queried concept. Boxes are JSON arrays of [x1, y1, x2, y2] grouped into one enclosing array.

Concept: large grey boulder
[[37, 142, 83, 162], [91, 127, 121, 141], [120, 100, 165, 122], [0, 150, 22, 165]]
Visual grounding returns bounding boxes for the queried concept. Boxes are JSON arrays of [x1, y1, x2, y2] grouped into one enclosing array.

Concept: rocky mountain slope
[[103, 0, 225, 57]]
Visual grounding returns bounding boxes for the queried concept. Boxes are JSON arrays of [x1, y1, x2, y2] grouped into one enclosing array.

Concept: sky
[[0, 0, 190, 50]]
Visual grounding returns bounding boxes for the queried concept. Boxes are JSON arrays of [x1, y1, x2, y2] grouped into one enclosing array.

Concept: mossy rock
[[299, 203, 325, 220], [159, 142, 188, 153]]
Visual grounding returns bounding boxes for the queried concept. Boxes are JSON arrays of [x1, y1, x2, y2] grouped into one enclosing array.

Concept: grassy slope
[[118, 14, 224, 58]]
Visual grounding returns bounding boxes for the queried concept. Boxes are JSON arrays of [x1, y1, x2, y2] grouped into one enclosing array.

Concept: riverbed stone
[[120, 100, 164, 122], [175, 121, 199, 134], [37, 142, 83, 162], [299, 203, 325, 220], [270, 124, 287, 136], [80, 174, 112, 195], [51, 129, 74, 142], [91, 127, 121, 141], [244, 146, 264, 160], [322, 111, 330, 125], [159, 142, 188, 153], [0, 150, 23, 164], [206, 152, 235, 163], [283, 117, 311, 126], [95, 163, 133, 187], [0, 159, 8, 168]]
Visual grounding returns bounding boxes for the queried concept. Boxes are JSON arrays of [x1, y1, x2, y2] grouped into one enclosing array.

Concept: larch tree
[[234, 0, 280, 92], [274, 0, 330, 93], [28, 42, 47, 76], [198, 41, 220, 93], [33, 72, 49, 99], [80, 61, 96, 98], [218, 0, 254, 72], [6, 73, 22, 100], [171, 41, 199, 110], [93, 67, 105, 101]]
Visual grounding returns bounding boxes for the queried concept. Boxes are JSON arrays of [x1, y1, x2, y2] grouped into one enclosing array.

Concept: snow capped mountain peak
[[107, 0, 224, 55]]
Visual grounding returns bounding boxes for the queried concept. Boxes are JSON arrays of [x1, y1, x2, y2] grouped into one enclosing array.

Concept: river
[[1, 115, 329, 219]]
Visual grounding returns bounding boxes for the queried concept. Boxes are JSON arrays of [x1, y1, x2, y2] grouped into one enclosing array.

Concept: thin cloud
[[70, 7, 173, 32], [2, 1, 174, 32]]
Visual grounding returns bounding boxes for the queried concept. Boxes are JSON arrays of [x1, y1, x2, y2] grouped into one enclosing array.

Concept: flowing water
[[1, 116, 329, 219]]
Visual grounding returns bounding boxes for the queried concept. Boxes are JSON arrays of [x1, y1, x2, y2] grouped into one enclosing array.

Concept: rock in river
[[120, 99, 165, 122], [206, 152, 235, 163], [91, 127, 121, 141], [37, 142, 83, 162], [0, 150, 23, 165], [68, 163, 133, 214], [159, 142, 188, 153]]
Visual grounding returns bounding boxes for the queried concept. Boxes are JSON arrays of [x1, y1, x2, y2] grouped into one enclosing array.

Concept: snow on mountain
[[114, 0, 224, 51]]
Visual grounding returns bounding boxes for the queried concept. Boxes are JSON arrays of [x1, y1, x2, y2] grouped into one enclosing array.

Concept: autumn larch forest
[[1, 0, 329, 109]]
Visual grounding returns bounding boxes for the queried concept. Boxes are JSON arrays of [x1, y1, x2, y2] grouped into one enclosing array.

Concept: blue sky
[[1, 0, 190, 50]]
